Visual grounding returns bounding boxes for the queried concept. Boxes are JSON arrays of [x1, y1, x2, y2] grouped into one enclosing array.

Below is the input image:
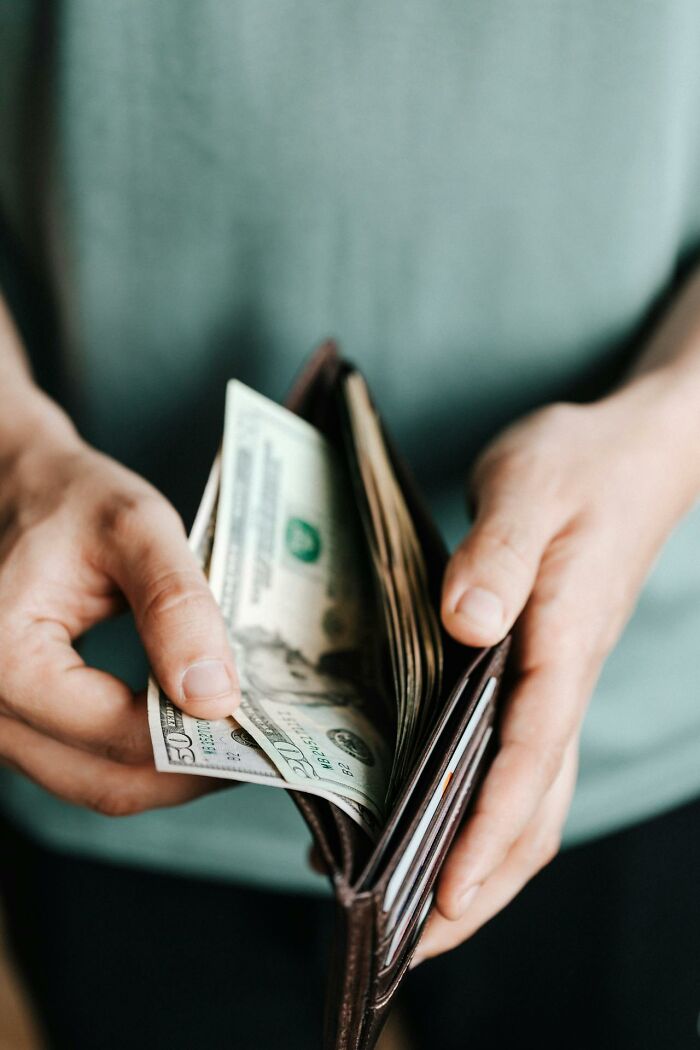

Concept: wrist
[[604, 367, 700, 513]]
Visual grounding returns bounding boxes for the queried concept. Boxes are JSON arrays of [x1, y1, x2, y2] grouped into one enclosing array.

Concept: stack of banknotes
[[148, 375, 443, 837]]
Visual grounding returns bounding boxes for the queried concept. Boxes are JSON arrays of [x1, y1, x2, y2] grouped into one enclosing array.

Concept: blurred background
[[0, 906, 410, 1050]]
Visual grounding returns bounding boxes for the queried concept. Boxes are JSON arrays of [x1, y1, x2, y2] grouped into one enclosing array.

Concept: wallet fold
[[285, 342, 511, 1050]]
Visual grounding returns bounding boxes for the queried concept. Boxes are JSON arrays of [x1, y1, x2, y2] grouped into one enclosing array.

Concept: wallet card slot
[[379, 724, 493, 947], [372, 891, 434, 1003], [368, 894, 434, 1012], [357, 653, 490, 890], [382, 888, 434, 975], [381, 678, 496, 914], [358, 640, 507, 893], [375, 726, 493, 980]]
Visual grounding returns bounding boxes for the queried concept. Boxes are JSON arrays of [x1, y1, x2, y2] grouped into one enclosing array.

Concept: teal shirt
[[1, 1, 700, 892]]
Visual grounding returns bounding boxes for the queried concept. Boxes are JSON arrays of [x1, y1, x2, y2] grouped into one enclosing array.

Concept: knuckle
[[475, 520, 535, 580], [534, 401, 581, 434], [527, 831, 561, 873], [551, 625, 582, 666], [471, 444, 514, 494], [473, 406, 580, 504], [100, 735, 146, 767], [528, 596, 580, 658], [88, 785, 144, 819], [97, 492, 148, 540], [139, 571, 211, 629], [508, 735, 565, 790], [541, 401, 579, 426], [540, 833, 561, 867], [537, 740, 566, 786], [545, 621, 578, 660], [97, 489, 181, 544], [472, 439, 535, 489]]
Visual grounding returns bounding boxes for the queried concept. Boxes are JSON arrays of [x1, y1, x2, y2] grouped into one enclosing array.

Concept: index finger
[[436, 659, 582, 921]]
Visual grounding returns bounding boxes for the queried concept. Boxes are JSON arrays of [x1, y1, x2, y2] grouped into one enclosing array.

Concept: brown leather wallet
[[283, 342, 511, 1050]]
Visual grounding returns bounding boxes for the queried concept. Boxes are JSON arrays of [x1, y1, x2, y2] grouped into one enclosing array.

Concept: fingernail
[[454, 587, 503, 635], [181, 660, 235, 702], [456, 882, 482, 914]]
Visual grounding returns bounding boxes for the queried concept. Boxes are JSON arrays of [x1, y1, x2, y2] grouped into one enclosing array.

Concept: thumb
[[105, 497, 240, 719], [441, 473, 562, 647]]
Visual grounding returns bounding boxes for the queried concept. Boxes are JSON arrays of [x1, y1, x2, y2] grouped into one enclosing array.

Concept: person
[[1, 4, 699, 1048]]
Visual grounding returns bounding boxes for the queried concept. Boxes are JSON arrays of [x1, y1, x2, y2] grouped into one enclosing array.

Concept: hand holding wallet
[[149, 341, 510, 1050]]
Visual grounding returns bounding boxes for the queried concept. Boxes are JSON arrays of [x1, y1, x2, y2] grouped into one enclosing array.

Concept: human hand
[[0, 402, 239, 816], [414, 372, 700, 963]]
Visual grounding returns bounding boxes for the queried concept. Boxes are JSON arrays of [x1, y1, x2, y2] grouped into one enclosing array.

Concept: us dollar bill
[[207, 382, 389, 826], [148, 688, 380, 834], [147, 390, 389, 836], [148, 453, 290, 789]]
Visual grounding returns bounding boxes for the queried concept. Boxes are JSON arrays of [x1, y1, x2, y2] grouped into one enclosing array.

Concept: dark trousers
[[2, 795, 700, 1050]]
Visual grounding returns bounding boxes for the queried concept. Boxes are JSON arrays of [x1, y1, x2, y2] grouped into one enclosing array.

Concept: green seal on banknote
[[285, 517, 322, 563], [327, 728, 375, 767]]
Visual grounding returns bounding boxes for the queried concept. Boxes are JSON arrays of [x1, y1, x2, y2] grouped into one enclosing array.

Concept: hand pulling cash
[[148, 366, 444, 836], [147, 345, 508, 1050]]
